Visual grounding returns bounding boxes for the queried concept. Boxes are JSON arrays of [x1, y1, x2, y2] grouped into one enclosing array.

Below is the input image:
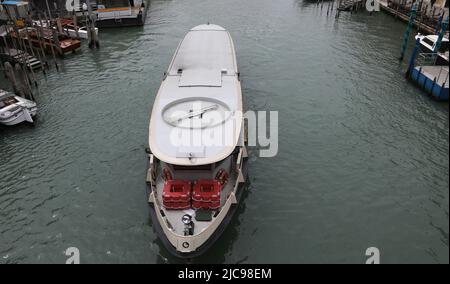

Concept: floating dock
[[409, 65, 449, 101]]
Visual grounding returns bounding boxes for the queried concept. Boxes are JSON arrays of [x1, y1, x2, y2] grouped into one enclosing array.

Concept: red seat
[[162, 180, 191, 210], [192, 180, 222, 210]]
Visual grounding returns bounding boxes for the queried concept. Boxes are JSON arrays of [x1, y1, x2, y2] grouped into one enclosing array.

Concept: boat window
[[423, 38, 434, 47], [173, 164, 212, 171], [0, 97, 18, 108]]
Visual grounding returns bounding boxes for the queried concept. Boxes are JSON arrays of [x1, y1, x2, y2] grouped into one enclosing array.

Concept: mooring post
[[406, 37, 421, 78], [433, 16, 448, 53], [431, 7, 435, 23], [73, 10, 80, 39], [4, 62, 20, 95], [336, 0, 341, 18], [86, 0, 99, 48], [399, 4, 417, 61], [43, 12, 60, 69], [45, 0, 52, 20], [435, 14, 443, 35], [16, 63, 34, 101], [37, 14, 50, 69]]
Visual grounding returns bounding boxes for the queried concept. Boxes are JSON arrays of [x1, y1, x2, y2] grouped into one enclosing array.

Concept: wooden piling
[[4, 62, 20, 95], [43, 12, 60, 70], [399, 4, 418, 61], [15, 63, 34, 101]]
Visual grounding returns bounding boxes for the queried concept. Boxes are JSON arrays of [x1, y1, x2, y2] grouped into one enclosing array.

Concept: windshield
[[0, 97, 18, 109]]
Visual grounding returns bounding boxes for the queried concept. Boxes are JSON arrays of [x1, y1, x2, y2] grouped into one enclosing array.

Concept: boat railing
[[415, 52, 439, 66], [415, 52, 449, 84]]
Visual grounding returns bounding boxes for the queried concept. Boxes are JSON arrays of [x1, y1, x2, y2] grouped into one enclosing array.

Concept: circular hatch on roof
[[162, 97, 231, 129]]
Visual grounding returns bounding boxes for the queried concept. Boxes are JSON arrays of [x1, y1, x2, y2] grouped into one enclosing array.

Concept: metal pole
[[435, 13, 443, 35], [433, 16, 448, 53], [406, 37, 421, 78], [399, 4, 417, 61]]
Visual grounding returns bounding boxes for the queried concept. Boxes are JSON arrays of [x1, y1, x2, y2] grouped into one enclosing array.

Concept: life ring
[[215, 169, 229, 185], [162, 167, 173, 181]]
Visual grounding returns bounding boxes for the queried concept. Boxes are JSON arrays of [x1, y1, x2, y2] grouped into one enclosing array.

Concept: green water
[[0, 0, 448, 264]]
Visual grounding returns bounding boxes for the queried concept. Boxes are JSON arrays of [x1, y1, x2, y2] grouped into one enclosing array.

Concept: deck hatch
[[178, 69, 222, 87]]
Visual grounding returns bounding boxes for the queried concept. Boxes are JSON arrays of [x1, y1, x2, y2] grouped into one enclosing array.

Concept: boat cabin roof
[[149, 25, 243, 166]]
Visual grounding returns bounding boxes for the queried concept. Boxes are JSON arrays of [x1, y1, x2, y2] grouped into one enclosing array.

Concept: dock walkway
[[0, 48, 41, 70], [417, 66, 449, 88]]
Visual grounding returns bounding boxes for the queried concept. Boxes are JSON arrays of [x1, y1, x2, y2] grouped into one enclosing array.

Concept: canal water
[[0, 0, 448, 264]]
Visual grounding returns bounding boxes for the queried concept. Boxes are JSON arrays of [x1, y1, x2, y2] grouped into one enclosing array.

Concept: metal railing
[[415, 52, 438, 66], [415, 52, 449, 86]]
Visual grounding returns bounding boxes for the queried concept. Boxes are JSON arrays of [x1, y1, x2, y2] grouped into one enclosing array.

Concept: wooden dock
[[338, 0, 364, 11]]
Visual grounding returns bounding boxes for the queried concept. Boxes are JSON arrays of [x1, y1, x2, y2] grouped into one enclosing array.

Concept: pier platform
[[0, 48, 41, 70], [409, 65, 449, 100]]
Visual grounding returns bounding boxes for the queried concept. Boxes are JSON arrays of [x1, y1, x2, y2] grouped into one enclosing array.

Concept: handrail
[[415, 52, 438, 66]]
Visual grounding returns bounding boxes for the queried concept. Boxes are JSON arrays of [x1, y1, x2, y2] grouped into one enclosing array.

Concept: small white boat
[[146, 24, 248, 257], [0, 90, 37, 126], [415, 34, 449, 65], [61, 25, 98, 40], [32, 20, 98, 40]]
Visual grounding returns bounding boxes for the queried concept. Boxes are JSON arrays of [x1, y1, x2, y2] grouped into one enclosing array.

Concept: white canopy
[[149, 24, 243, 166]]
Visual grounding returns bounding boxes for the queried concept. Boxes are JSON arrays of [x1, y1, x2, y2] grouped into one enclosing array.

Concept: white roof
[[425, 35, 449, 42], [149, 24, 242, 166]]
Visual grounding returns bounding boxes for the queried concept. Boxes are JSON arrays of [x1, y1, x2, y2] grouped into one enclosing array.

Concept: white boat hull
[[0, 92, 38, 126], [0, 107, 37, 126], [147, 24, 248, 257], [63, 28, 98, 40]]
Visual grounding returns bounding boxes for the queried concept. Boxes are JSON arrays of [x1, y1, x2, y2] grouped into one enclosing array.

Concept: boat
[[8, 27, 81, 55], [0, 90, 37, 126], [415, 34, 449, 65], [33, 19, 99, 40], [95, 0, 149, 28], [146, 24, 249, 258]]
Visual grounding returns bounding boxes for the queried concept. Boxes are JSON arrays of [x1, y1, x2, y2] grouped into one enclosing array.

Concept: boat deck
[[409, 65, 449, 100], [155, 171, 238, 236]]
